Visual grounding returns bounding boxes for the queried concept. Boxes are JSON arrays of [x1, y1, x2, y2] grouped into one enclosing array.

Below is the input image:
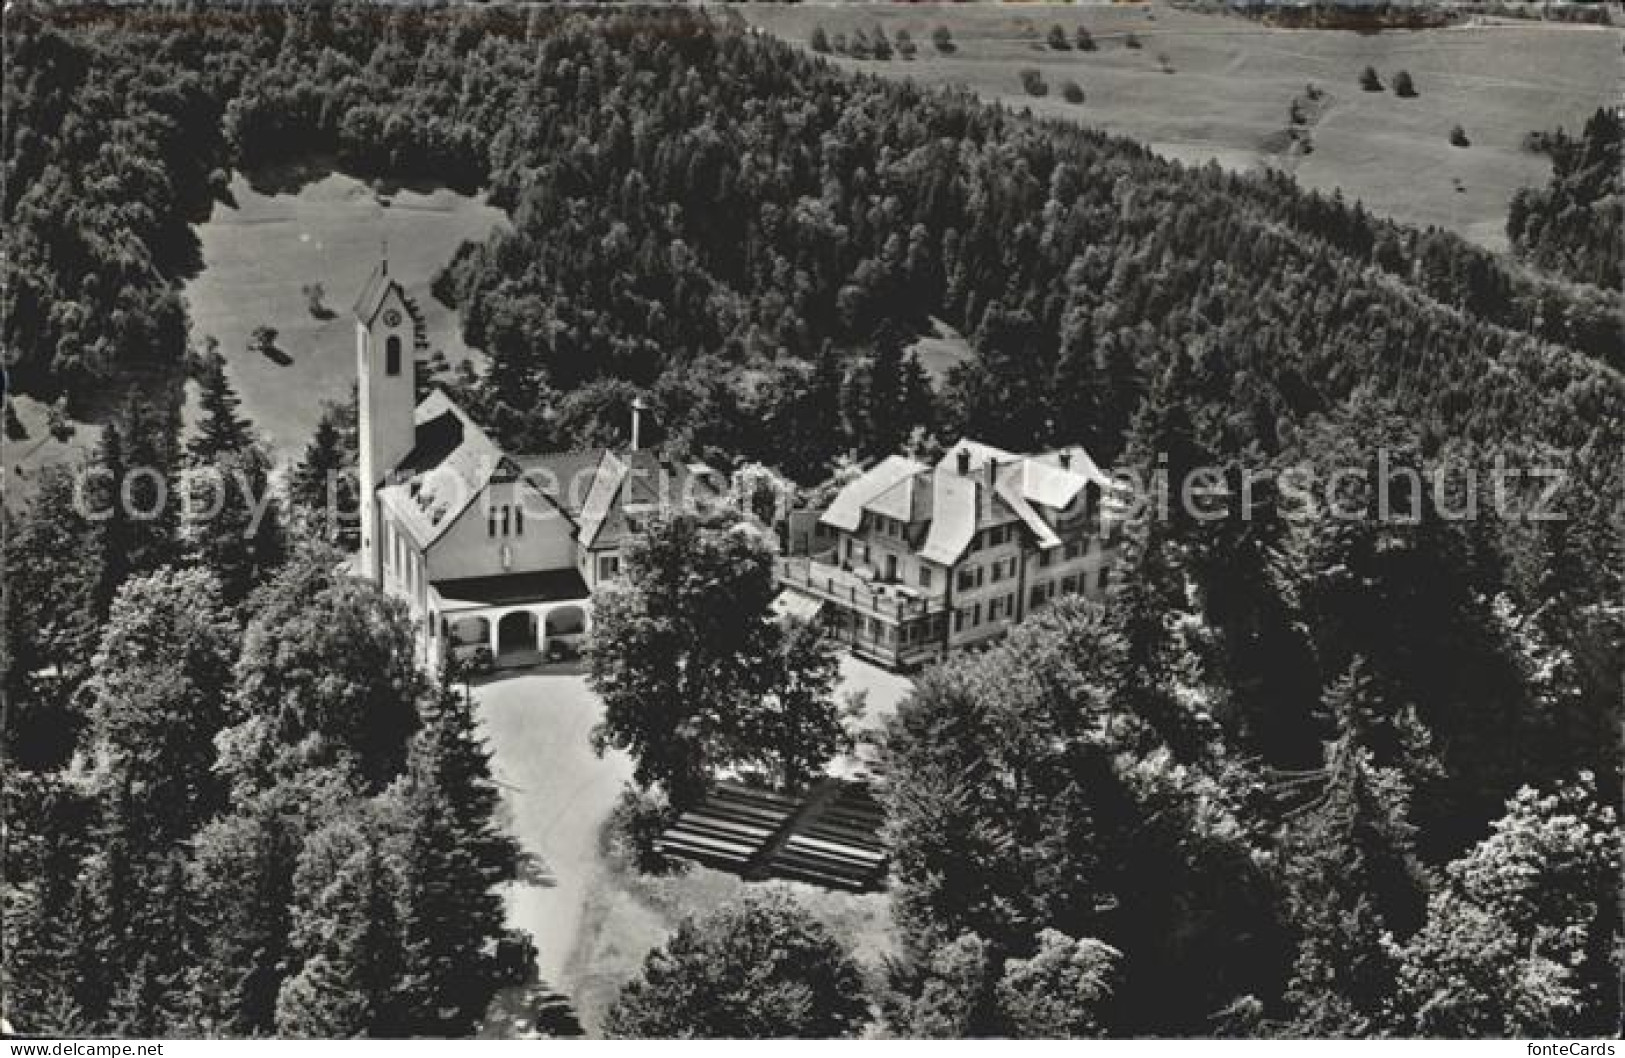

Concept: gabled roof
[[518, 449, 616, 515], [576, 451, 628, 551], [868, 472, 934, 524], [353, 260, 419, 327], [376, 389, 565, 550], [821, 455, 928, 532], [995, 462, 1061, 551], [566, 449, 724, 551], [826, 437, 1115, 567], [917, 470, 981, 566]]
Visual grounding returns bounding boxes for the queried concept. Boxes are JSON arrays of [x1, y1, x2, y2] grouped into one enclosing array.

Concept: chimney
[[630, 395, 647, 452], [982, 458, 999, 522], [956, 447, 972, 475]]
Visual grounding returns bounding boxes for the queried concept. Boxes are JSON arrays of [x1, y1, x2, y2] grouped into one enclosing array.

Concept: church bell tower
[[354, 257, 417, 584]]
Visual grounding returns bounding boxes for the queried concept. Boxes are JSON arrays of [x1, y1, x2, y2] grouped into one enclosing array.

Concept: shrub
[[1450, 124, 1471, 148], [1076, 26, 1097, 51], [1019, 68, 1048, 97], [1360, 65, 1383, 91], [831, 32, 847, 56], [1394, 70, 1417, 97], [871, 26, 892, 61], [603, 784, 684, 875], [1062, 81, 1085, 104], [1124, 31, 1142, 49], [809, 25, 830, 54], [896, 28, 916, 59], [932, 25, 954, 53], [1048, 25, 1072, 50]]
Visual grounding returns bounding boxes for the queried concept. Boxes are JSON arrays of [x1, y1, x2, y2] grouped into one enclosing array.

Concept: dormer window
[[385, 335, 402, 376]]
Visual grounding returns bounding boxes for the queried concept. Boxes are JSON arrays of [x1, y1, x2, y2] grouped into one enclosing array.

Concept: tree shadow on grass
[[260, 343, 294, 367]]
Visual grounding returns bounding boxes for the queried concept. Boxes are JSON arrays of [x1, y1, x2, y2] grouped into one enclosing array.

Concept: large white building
[[353, 262, 721, 667], [776, 440, 1126, 670]]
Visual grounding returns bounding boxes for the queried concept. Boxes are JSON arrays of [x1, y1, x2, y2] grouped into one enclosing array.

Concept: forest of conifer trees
[[2, 3, 1619, 1041]]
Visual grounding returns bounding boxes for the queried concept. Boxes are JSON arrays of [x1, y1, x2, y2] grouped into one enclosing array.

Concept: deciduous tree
[[604, 891, 870, 1039]]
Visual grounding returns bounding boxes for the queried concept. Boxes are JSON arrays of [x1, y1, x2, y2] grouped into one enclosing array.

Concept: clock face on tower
[[382, 308, 402, 327]]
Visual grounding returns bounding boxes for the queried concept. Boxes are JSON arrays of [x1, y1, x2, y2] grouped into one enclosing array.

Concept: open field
[[6, 169, 503, 502], [742, 1, 1623, 250], [182, 168, 505, 462]]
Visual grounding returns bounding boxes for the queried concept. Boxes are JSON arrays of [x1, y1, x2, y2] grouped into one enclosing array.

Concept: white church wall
[[425, 478, 577, 582]]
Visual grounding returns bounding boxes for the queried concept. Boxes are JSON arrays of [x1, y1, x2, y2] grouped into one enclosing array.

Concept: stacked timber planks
[[655, 782, 798, 873], [764, 781, 888, 892]]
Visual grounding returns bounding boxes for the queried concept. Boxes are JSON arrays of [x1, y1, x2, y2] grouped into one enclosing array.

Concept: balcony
[[776, 556, 947, 623]]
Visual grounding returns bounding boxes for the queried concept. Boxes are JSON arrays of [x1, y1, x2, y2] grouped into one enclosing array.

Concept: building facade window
[[918, 565, 932, 590], [599, 554, 621, 580]]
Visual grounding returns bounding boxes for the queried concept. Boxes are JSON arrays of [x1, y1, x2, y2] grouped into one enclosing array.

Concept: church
[[352, 262, 723, 669]]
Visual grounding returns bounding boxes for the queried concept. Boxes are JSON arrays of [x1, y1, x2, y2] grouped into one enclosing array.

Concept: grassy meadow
[[742, 1, 1624, 249]]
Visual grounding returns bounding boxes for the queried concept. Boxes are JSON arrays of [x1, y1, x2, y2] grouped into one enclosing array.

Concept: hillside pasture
[[182, 168, 505, 462], [743, 1, 1624, 250]]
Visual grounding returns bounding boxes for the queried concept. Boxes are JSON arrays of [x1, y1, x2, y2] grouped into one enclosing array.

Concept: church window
[[385, 335, 402, 376], [516, 505, 524, 535]]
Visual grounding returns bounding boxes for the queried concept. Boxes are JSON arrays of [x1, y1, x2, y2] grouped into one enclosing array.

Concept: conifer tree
[[276, 819, 404, 1038], [185, 356, 285, 605], [87, 423, 133, 618], [383, 678, 517, 1036], [189, 349, 252, 464], [288, 404, 359, 548], [1281, 660, 1429, 1037], [121, 396, 182, 577]]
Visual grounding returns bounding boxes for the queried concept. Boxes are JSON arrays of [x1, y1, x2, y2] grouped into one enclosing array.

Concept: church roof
[[377, 389, 565, 550], [352, 260, 419, 327], [378, 391, 721, 556]]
